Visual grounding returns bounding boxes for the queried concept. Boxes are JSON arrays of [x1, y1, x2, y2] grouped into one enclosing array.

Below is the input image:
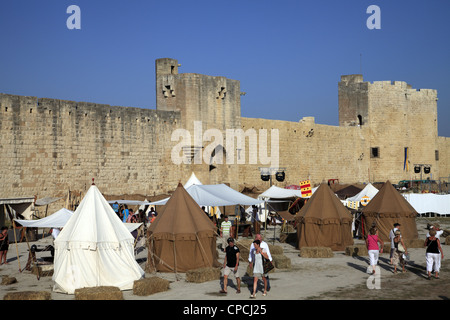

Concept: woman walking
[[392, 230, 407, 273], [366, 226, 383, 274], [424, 229, 444, 280], [249, 240, 269, 298]]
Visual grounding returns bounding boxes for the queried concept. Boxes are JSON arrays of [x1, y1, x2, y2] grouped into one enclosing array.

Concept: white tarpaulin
[[259, 185, 304, 199], [53, 184, 144, 294], [403, 193, 450, 215], [14, 208, 73, 228], [258, 185, 317, 200], [149, 184, 263, 207]]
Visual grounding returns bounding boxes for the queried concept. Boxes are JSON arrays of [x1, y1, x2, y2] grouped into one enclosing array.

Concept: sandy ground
[[0, 217, 449, 303]]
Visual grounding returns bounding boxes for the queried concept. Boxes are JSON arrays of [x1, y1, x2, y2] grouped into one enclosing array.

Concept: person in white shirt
[[426, 225, 444, 240], [248, 234, 272, 291]]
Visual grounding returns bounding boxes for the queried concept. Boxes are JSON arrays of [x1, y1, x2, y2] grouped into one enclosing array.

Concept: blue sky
[[1, 0, 449, 136]]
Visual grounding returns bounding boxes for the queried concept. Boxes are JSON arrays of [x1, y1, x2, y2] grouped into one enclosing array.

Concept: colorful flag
[[404, 147, 409, 171], [300, 180, 312, 197]]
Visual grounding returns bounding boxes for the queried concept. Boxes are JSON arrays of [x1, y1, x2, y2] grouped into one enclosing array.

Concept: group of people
[[366, 222, 444, 279], [111, 202, 158, 225], [220, 233, 272, 298]]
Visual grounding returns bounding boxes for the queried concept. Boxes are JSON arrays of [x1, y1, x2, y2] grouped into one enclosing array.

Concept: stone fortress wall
[[0, 58, 448, 203]]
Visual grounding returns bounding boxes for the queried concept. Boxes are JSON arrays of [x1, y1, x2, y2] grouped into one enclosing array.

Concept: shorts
[[223, 265, 240, 278], [368, 249, 379, 266]]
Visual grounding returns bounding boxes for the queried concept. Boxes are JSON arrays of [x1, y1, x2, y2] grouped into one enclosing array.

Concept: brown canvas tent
[[146, 183, 220, 273], [295, 184, 354, 251], [361, 180, 418, 241]]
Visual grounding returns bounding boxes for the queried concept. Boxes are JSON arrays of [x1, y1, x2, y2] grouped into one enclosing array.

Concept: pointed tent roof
[[184, 172, 203, 188], [148, 183, 216, 240], [296, 184, 353, 224], [55, 184, 137, 249], [362, 181, 417, 217], [361, 181, 418, 241]]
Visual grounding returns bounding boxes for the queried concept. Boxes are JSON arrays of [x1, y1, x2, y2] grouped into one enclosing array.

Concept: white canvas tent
[[149, 184, 263, 207], [184, 172, 203, 188], [53, 184, 144, 294], [345, 183, 379, 207], [14, 208, 73, 228]]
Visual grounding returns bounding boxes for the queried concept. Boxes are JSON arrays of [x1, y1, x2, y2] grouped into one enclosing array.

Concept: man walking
[[220, 237, 241, 294]]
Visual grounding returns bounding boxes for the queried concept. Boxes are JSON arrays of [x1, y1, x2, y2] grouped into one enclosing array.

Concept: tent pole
[[12, 220, 21, 272], [173, 236, 179, 281], [23, 229, 40, 280], [196, 234, 211, 267]]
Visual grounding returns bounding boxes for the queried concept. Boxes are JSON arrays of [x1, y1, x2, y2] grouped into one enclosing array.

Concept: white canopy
[[107, 199, 153, 206], [259, 185, 303, 199], [149, 184, 263, 207], [14, 208, 73, 228], [346, 183, 379, 202], [258, 185, 317, 200], [403, 193, 450, 215], [53, 184, 144, 294]]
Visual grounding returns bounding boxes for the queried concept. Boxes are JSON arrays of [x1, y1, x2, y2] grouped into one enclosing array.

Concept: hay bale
[[268, 244, 283, 255], [300, 247, 334, 258], [3, 291, 51, 300], [345, 245, 368, 256], [236, 239, 253, 261], [31, 264, 54, 277], [186, 267, 221, 283], [236, 239, 283, 261], [1, 275, 17, 285], [272, 254, 291, 269], [133, 277, 170, 296], [74, 286, 123, 300], [442, 229, 450, 238]]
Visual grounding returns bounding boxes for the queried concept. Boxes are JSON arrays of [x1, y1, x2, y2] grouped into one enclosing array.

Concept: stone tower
[[338, 75, 440, 182], [155, 58, 242, 186]]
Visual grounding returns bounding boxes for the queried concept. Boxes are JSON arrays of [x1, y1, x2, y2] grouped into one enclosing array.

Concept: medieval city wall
[[1, 59, 449, 207], [0, 93, 184, 199], [239, 116, 369, 190]]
